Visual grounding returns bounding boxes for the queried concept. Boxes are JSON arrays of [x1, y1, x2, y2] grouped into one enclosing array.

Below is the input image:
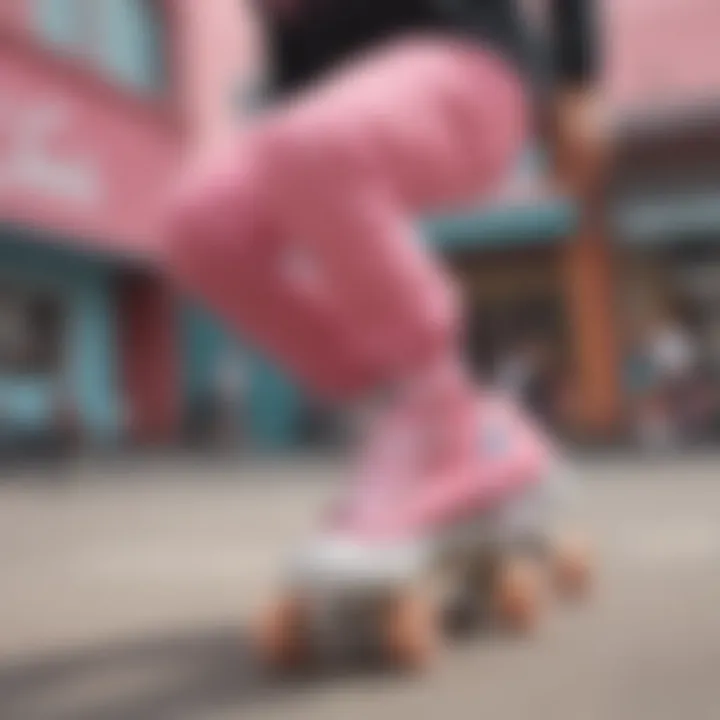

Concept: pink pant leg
[[166, 37, 527, 399], [257, 37, 528, 383], [166, 143, 374, 399]]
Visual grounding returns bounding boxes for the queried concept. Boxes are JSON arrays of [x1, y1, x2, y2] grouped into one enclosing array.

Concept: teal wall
[[0, 235, 120, 442], [0, 233, 303, 450], [181, 304, 302, 448], [34, 0, 166, 93], [426, 196, 578, 251]]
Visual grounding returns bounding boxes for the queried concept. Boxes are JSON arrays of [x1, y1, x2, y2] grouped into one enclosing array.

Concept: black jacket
[[256, 0, 597, 96]]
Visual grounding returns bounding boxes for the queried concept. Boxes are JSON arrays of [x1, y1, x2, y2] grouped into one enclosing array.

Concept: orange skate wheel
[[493, 557, 543, 634], [384, 591, 437, 671], [252, 594, 309, 671], [552, 532, 594, 600]]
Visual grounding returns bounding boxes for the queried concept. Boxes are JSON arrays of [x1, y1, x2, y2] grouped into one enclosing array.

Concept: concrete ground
[[1, 454, 719, 720]]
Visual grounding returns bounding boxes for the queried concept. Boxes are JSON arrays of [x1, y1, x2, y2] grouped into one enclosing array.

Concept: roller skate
[[421, 392, 593, 640], [436, 444, 593, 639], [251, 388, 593, 673]]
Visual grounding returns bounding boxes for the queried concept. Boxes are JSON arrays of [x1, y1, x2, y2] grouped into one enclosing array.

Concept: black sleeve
[[551, 0, 598, 86]]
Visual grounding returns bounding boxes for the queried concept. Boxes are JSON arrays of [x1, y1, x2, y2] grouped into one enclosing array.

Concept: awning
[[614, 192, 720, 244], [0, 221, 155, 272], [425, 196, 579, 252]]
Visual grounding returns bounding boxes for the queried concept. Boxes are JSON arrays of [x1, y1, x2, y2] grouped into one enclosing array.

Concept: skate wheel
[[493, 557, 543, 634], [552, 533, 593, 600], [443, 559, 496, 637], [384, 592, 436, 671], [252, 595, 308, 671]]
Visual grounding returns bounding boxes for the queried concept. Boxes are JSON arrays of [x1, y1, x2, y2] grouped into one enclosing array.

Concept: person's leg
[[256, 38, 528, 386], [167, 36, 527, 401], [167, 141, 376, 399]]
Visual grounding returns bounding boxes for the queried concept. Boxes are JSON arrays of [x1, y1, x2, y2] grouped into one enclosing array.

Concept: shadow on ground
[[0, 627, 405, 720]]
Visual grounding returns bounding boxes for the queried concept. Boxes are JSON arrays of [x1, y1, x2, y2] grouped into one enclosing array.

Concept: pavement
[[1, 454, 719, 720]]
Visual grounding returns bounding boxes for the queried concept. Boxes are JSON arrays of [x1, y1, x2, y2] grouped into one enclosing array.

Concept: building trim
[[0, 221, 156, 271], [425, 196, 579, 251]]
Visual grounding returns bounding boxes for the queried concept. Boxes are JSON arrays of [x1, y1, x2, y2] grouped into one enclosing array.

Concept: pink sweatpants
[[167, 37, 527, 400]]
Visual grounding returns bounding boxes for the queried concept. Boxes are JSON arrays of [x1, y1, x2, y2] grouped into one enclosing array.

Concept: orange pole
[[562, 213, 622, 436]]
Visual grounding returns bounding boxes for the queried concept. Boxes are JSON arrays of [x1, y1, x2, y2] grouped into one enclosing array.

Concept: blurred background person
[[647, 311, 698, 445]]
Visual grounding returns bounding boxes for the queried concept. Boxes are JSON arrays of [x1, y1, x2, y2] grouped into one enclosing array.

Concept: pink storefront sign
[[0, 38, 179, 259], [605, 0, 720, 114]]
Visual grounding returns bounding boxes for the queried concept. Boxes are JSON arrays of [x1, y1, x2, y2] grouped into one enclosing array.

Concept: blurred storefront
[[430, 0, 720, 442], [610, 114, 720, 442], [603, 0, 720, 443], [0, 3, 179, 451], [0, 0, 302, 453]]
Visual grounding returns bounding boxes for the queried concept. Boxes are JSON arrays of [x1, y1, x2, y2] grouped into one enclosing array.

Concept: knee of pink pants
[[254, 113, 461, 383], [164, 149, 255, 281], [164, 149, 377, 400], [164, 145, 458, 399], [162, 38, 524, 400]]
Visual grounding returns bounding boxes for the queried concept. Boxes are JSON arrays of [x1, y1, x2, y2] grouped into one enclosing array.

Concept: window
[[95, 0, 166, 93], [0, 284, 65, 375], [34, 0, 85, 53], [33, 0, 166, 94]]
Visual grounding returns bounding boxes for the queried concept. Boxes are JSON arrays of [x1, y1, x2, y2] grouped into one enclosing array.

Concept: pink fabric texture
[[328, 391, 552, 541], [167, 36, 528, 399]]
